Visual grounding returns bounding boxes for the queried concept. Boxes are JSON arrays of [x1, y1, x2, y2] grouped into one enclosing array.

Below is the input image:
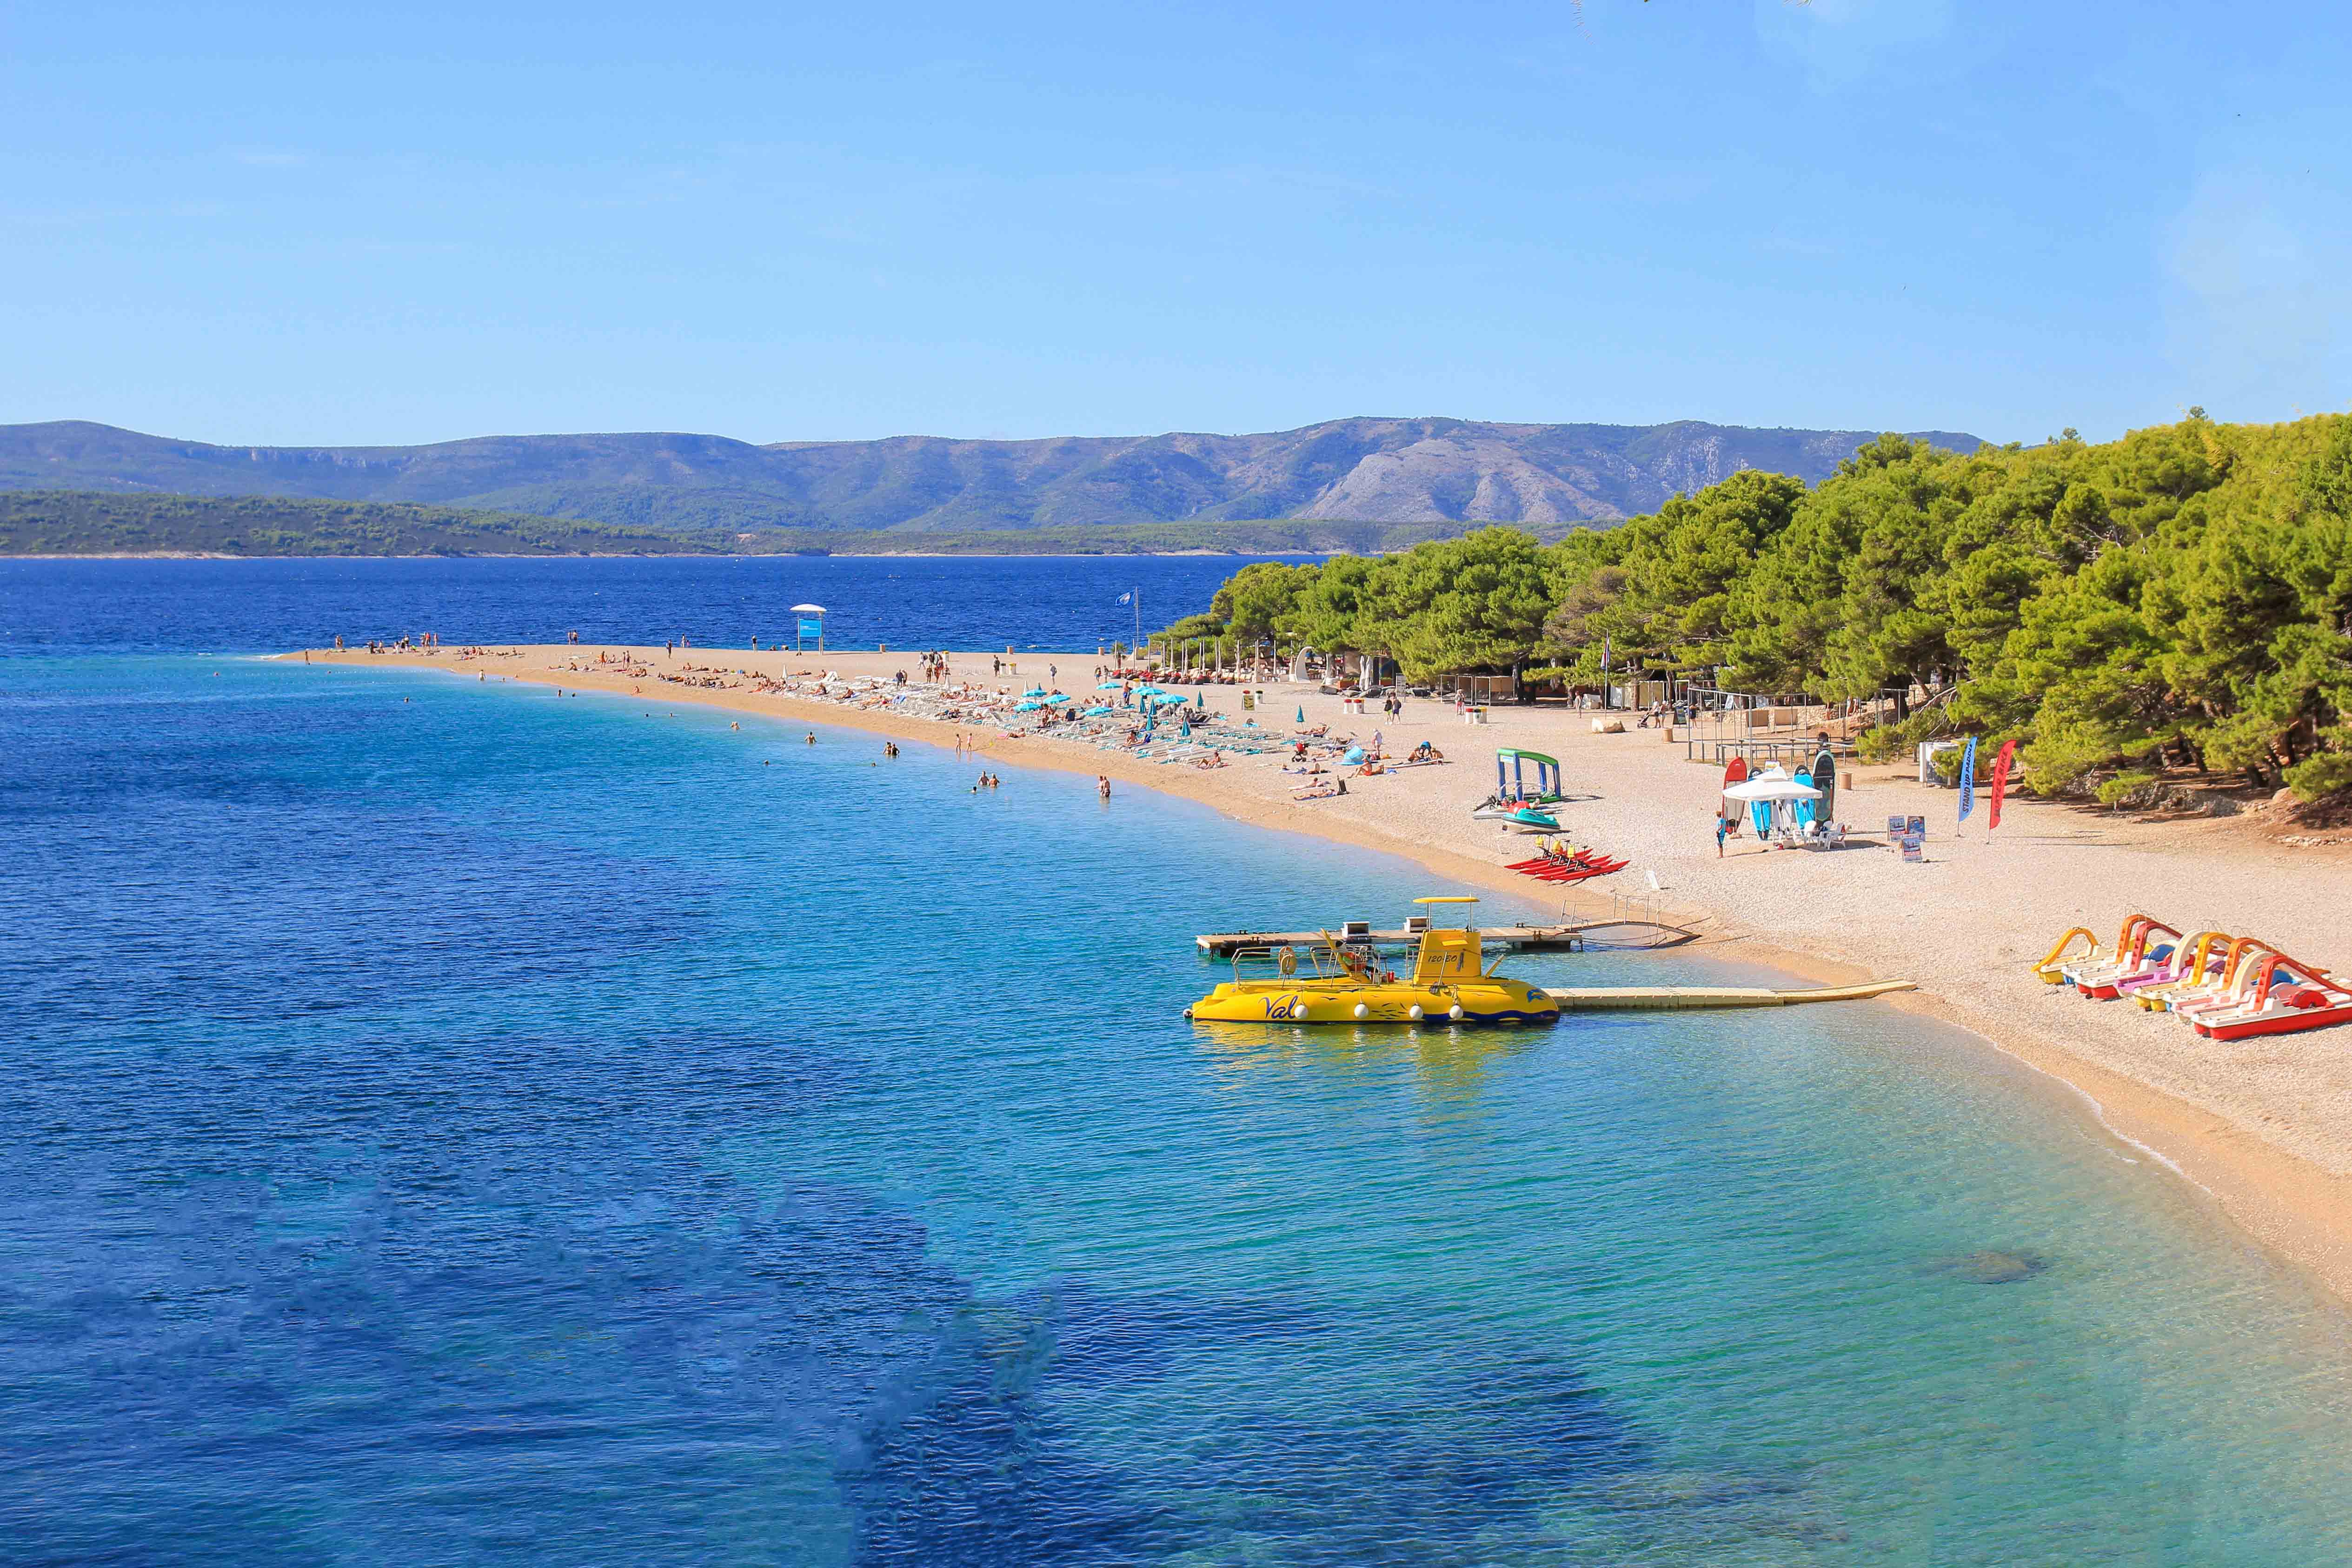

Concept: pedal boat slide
[[1186, 897, 1561, 1025]]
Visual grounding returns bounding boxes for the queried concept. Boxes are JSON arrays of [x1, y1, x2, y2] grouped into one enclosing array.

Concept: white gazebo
[[791, 604, 828, 652]]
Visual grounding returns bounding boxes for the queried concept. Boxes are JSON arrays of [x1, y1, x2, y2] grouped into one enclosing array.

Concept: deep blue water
[[0, 555, 1299, 658], [6, 565, 2352, 1563]]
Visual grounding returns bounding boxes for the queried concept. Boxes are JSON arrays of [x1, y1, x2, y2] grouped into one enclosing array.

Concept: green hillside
[[0, 490, 1456, 557], [0, 492, 722, 556]]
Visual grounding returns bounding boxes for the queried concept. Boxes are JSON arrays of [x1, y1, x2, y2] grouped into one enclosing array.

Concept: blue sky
[[4, 0, 2346, 446]]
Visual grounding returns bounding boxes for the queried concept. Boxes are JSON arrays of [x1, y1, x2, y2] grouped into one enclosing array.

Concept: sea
[[5, 556, 2352, 1564]]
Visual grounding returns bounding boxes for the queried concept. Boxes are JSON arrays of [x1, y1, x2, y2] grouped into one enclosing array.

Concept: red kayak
[[1518, 856, 1625, 882]]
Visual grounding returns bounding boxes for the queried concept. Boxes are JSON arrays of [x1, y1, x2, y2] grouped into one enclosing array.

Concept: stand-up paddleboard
[[1721, 757, 1748, 833], [1793, 768, 1815, 827]]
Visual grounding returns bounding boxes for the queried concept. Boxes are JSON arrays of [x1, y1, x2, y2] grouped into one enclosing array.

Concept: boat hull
[[2196, 1004, 2352, 1040], [1187, 977, 1560, 1025]]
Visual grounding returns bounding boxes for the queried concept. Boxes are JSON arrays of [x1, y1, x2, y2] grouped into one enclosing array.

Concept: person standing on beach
[[1716, 814, 1730, 857]]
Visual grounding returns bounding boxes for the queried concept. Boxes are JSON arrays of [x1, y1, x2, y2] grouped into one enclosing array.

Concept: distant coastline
[[0, 490, 1417, 558]]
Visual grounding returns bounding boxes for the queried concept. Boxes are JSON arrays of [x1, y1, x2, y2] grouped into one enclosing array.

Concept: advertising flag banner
[[1957, 736, 1979, 822], [1989, 739, 2017, 830]]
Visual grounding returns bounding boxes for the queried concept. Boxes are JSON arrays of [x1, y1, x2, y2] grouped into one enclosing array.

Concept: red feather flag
[[1988, 739, 2017, 831]]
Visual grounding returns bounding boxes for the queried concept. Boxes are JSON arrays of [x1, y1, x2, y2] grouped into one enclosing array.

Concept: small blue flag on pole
[[1957, 736, 1979, 822]]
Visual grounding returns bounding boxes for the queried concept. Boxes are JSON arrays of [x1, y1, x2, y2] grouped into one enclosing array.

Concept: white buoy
[[1352, 1003, 1368, 1019], [1408, 1004, 1423, 1020], [1291, 1003, 1309, 1020], [1448, 1003, 1464, 1020]]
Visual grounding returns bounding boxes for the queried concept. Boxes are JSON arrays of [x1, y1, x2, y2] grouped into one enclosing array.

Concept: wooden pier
[[1194, 918, 1699, 957]]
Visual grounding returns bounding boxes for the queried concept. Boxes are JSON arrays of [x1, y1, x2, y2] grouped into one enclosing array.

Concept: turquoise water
[[7, 653, 2352, 1563]]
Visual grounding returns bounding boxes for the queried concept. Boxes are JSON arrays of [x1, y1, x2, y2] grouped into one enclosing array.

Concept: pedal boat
[[2191, 951, 2352, 1040], [2141, 935, 2270, 1013], [1185, 897, 1560, 1025]]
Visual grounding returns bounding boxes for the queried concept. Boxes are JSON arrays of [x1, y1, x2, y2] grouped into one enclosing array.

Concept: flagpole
[[1133, 588, 1141, 662]]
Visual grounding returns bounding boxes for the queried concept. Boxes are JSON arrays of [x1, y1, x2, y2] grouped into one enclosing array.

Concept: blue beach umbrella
[[1022, 686, 1047, 697], [1096, 681, 1122, 691], [1083, 705, 1113, 716], [1014, 700, 1043, 711], [1296, 707, 1305, 723]]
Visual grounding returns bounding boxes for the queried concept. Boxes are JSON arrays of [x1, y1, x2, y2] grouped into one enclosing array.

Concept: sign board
[[1902, 833, 1924, 863], [798, 618, 823, 639]]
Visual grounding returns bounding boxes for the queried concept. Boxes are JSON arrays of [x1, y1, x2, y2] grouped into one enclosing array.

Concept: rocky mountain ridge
[[0, 416, 1986, 534]]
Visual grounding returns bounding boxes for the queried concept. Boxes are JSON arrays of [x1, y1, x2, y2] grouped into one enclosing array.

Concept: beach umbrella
[[1096, 680, 1122, 691], [1022, 686, 1046, 697], [1296, 707, 1305, 723], [1083, 705, 1113, 716], [1722, 775, 1822, 801], [1045, 691, 1068, 703], [1014, 700, 1043, 712]]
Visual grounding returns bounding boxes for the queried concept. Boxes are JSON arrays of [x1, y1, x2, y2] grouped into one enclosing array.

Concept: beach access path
[[293, 642, 2352, 1301]]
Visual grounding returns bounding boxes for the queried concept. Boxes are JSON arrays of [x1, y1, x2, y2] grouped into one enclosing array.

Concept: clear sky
[[4, 0, 2346, 447]]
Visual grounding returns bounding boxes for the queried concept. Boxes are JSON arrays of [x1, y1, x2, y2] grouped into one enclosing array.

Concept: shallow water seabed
[[2, 654, 2350, 1565]]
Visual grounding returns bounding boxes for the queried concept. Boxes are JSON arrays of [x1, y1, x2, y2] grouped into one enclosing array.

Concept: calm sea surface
[[5, 561, 2352, 1563], [0, 555, 1304, 657]]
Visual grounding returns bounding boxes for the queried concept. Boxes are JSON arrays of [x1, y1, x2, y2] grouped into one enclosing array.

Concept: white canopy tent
[[1723, 773, 1823, 803]]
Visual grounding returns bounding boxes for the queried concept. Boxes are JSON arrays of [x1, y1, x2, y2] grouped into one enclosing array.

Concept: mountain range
[[0, 417, 1987, 536]]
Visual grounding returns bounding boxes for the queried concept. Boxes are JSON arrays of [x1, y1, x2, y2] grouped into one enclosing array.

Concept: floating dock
[[1550, 980, 1915, 1010], [1194, 919, 1699, 957]]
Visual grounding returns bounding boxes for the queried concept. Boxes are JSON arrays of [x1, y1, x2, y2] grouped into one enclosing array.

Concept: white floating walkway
[[1551, 980, 1915, 1011]]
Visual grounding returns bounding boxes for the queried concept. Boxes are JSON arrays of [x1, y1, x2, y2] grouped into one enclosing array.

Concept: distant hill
[[0, 489, 1462, 557], [0, 491, 723, 558], [0, 417, 1987, 536]]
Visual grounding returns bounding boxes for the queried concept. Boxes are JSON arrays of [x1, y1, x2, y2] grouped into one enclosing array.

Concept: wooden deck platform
[[1194, 919, 1699, 957]]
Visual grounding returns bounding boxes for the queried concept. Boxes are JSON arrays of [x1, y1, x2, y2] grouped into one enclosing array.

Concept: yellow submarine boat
[[1185, 897, 1561, 1025]]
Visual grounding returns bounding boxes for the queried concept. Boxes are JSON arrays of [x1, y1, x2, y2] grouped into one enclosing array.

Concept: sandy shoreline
[[286, 641, 2352, 1302]]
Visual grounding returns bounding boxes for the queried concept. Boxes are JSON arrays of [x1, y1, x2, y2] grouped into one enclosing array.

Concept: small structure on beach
[[791, 604, 827, 653]]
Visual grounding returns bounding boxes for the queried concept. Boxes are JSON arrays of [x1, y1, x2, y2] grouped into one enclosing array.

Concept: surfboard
[[1721, 757, 1748, 831]]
